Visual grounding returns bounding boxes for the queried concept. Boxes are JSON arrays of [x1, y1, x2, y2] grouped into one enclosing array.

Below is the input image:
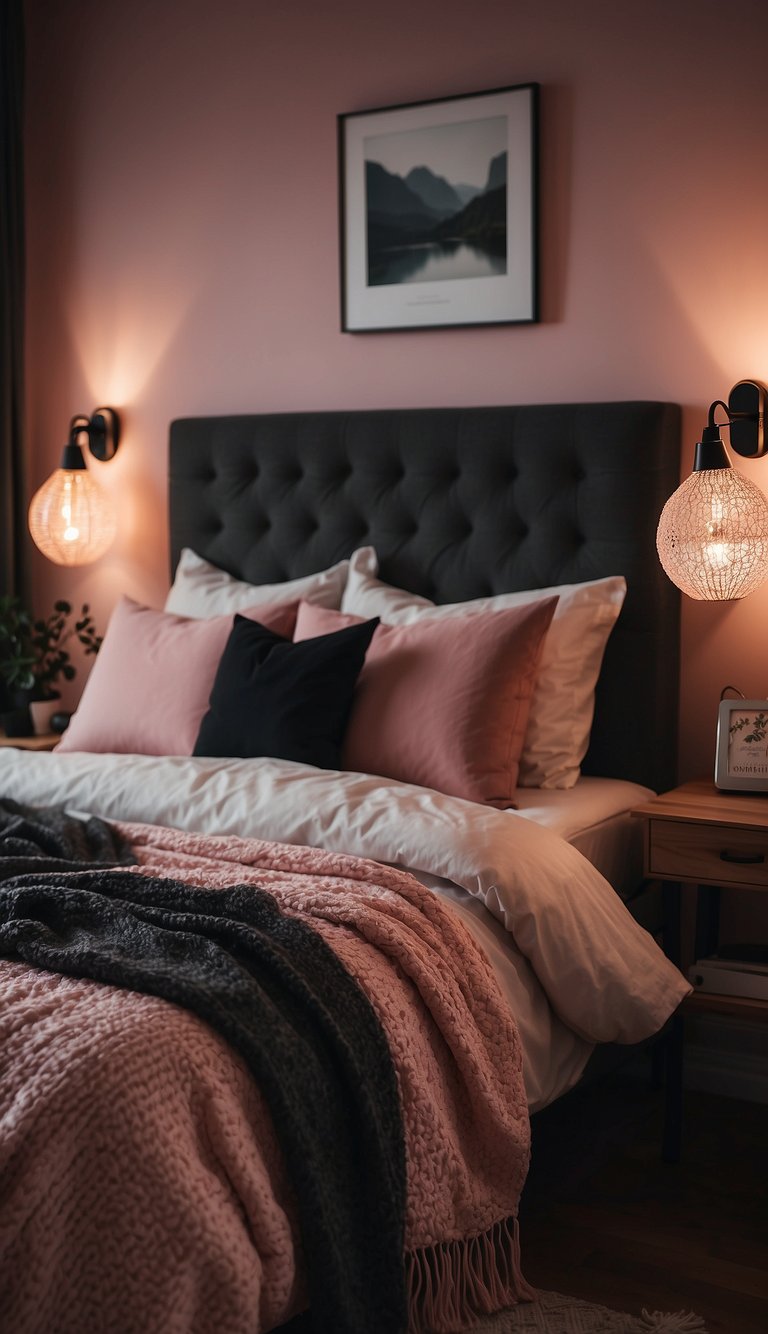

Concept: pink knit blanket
[[0, 821, 533, 1334]]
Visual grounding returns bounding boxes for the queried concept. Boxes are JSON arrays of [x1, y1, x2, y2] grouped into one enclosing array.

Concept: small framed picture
[[338, 83, 538, 332], [715, 699, 768, 792]]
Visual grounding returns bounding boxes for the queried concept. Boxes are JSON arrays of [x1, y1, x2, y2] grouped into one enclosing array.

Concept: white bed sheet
[[515, 776, 654, 899], [0, 752, 680, 1113], [412, 778, 655, 1108], [411, 872, 595, 1110]]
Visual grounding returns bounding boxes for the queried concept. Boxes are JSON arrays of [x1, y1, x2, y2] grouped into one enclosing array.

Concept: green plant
[[0, 596, 101, 698], [730, 712, 768, 744]]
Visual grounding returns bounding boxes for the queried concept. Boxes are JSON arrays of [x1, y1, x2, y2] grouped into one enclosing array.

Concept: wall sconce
[[28, 409, 121, 566], [656, 380, 768, 600]]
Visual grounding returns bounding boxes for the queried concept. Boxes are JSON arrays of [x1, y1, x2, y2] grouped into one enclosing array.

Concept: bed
[[0, 401, 690, 1334]]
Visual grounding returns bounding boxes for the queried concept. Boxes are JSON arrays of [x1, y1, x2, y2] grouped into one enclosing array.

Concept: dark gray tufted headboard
[[169, 402, 681, 792]]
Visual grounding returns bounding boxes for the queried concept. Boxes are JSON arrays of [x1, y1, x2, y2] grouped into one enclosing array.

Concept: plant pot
[[28, 695, 61, 736], [0, 686, 37, 736], [0, 704, 33, 737]]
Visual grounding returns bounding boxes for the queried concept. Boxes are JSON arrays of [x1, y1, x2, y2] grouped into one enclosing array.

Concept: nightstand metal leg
[[662, 1011, 684, 1163], [660, 880, 683, 1162], [694, 884, 721, 959], [662, 881, 681, 967]]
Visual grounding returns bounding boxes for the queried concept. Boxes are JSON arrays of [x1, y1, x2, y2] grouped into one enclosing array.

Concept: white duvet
[[0, 750, 690, 1110]]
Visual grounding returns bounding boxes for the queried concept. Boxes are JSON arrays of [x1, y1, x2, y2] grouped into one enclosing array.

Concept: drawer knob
[[719, 849, 766, 865]]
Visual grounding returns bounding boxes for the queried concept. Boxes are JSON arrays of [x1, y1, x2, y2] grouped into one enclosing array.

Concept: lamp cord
[[720, 685, 746, 701]]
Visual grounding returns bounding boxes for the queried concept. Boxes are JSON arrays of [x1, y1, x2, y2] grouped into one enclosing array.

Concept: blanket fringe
[[638, 1312, 708, 1332], [406, 1215, 536, 1332]]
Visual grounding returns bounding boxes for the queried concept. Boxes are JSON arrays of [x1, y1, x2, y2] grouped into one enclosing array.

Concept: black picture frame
[[338, 83, 539, 333]]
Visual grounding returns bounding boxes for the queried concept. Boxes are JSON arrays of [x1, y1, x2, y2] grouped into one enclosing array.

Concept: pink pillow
[[58, 596, 298, 755], [294, 597, 557, 808]]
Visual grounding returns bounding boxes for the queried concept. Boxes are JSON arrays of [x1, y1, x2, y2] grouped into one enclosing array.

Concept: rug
[[462, 1290, 708, 1333]]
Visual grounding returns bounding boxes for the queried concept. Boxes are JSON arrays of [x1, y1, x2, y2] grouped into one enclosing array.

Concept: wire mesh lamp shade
[[28, 467, 117, 566], [28, 411, 120, 566], [656, 467, 768, 601]]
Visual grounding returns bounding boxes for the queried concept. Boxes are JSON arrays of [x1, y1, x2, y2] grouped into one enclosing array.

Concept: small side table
[[0, 732, 59, 751], [632, 779, 768, 1159]]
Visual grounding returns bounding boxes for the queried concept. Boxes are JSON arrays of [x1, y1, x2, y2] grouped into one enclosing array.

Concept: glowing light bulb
[[29, 463, 117, 566], [657, 467, 768, 600]]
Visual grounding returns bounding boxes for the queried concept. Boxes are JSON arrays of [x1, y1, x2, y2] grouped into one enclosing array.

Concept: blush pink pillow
[[58, 596, 298, 755], [293, 597, 557, 808]]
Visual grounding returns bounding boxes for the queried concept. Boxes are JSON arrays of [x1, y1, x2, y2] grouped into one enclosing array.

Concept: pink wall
[[23, 0, 768, 784]]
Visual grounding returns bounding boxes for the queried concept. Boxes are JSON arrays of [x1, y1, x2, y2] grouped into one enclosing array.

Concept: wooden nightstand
[[0, 732, 58, 751], [632, 779, 768, 1159], [633, 779, 768, 1016]]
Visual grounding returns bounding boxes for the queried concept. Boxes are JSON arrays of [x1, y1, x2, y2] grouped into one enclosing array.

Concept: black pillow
[[193, 613, 379, 768]]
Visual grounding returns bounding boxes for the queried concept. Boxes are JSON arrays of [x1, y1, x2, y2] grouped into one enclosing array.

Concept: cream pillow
[[166, 548, 349, 618], [342, 547, 626, 789]]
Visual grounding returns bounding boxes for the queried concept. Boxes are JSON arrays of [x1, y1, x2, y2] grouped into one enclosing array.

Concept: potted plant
[[0, 596, 102, 736]]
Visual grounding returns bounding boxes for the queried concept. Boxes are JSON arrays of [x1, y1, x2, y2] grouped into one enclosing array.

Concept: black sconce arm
[[61, 408, 121, 469], [693, 381, 767, 472]]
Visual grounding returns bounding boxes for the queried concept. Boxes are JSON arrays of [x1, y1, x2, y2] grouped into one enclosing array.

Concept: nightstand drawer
[[647, 818, 768, 888]]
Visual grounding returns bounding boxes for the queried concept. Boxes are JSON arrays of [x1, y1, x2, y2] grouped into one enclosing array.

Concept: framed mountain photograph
[[338, 83, 538, 332]]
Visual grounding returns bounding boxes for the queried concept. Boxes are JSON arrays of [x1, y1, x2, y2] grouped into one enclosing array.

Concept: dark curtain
[[0, 0, 26, 598]]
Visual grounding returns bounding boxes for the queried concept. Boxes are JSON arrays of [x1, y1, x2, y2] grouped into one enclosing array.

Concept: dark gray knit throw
[[0, 796, 136, 872], [0, 800, 408, 1334]]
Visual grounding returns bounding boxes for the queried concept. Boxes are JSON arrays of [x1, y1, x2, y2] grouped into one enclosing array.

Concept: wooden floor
[[518, 1059, 768, 1333]]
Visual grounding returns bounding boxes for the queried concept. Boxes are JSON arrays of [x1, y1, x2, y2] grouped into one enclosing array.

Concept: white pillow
[[342, 547, 626, 789], [165, 548, 349, 618]]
